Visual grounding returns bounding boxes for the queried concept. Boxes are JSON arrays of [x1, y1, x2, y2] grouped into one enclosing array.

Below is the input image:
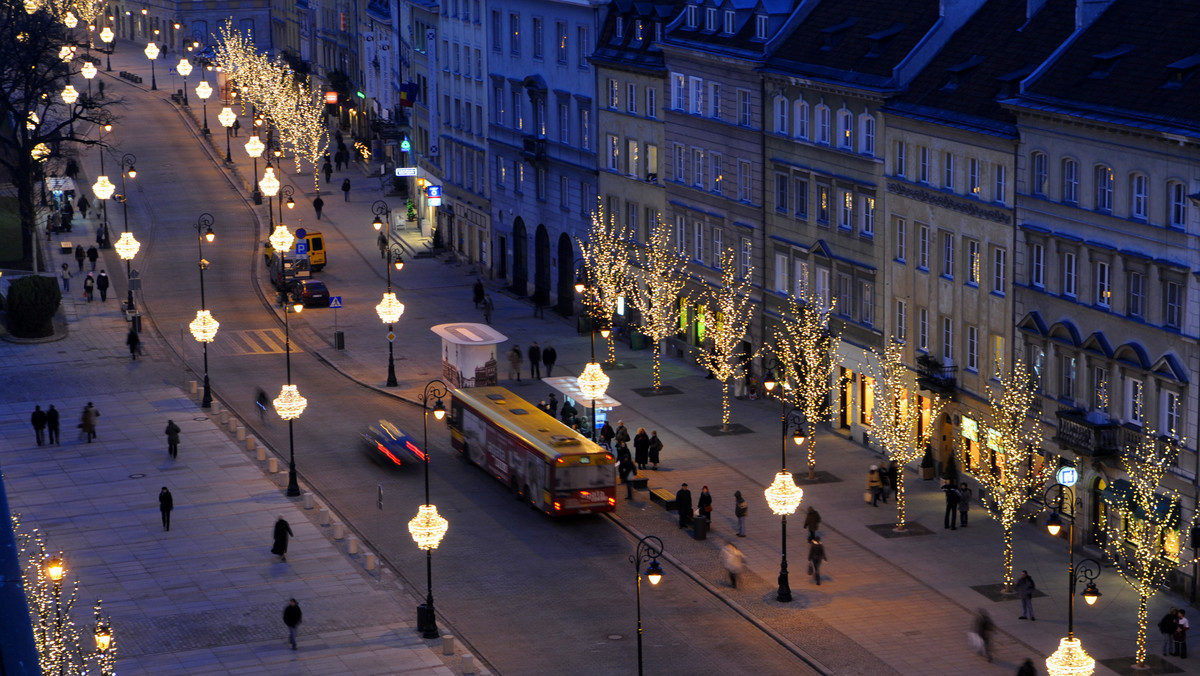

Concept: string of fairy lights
[[575, 202, 632, 364], [693, 248, 756, 427], [865, 339, 946, 531], [627, 217, 688, 390]]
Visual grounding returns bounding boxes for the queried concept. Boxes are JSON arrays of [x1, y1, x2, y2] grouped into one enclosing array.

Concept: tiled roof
[[1024, 0, 1200, 126], [593, 0, 688, 70], [894, 0, 1075, 128], [665, 0, 796, 55]]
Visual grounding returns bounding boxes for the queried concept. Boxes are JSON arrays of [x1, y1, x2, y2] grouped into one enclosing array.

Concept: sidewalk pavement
[[6, 39, 1192, 675]]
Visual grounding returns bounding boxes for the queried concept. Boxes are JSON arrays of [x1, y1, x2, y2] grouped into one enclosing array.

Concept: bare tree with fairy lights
[[628, 216, 688, 391], [576, 202, 631, 365], [694, 247, 756, 428]]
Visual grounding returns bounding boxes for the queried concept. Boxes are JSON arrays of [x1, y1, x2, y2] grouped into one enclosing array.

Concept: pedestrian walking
[[877, 462, 890, 504], [334, 150, 343, 172], [341, 177, 351, 202], [46, 405, 60, 445], [971, 609, 994, 661], [31, 405, 47, 446], [720, 542, 745, 588], [97, 79, 104, 98], [1175, 609, 1189, 658], [1016, 570, 1036, 619], [377, 231, 388, 259], [542, 342, 557, 377], [283, 599, 303, 649], [1016, 658, 1037, 676], [958, 481, 972, 526], [232, 118, 240, 136], [803, 506, 821, 539], [165, 419, 181, 459], [697, 486, 713, 525], [886, 460, 899, 502], [528, 342, 541, 379], [633, 428, 650, 470], [808, 535, 827, 585], [322, 160, 333, 184], [126, 327, 141, 360], [615, 421, 631, 447], [86, 245, 98, 270], [676, 483, 694, 529], [507, 345, 522, 381], [158, 487, 173, 531], [60, 263, 71, 291], [74, 244, 85, 271], [271, 516, 294, 562], [313, 195, 324, 220], [866, 465, 883, 507], [618, 454, 636, 500], [943, 480, 961, 529], [734, 490, 748, 537], [96, 270, 109, 302], [83, 272, 94, 302], [648, 431, 662, 470], [470, 278, 484, 307], [80, 402, 99, 442], [532, 289, 546, 318], [1160, 609, 1178, 655], [77, 194, 90, 219], [482, 294, 494, 324]]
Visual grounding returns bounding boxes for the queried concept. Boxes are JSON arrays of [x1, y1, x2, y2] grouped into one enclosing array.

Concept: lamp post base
[[286, 468, 301, 497], [777, 558, 792, 602], [416, 603, 438, 639], [201, 374, 212, 408], [386, 344, 398, 387]]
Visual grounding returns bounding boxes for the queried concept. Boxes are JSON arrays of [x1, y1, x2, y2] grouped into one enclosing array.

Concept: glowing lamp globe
[[176, 59, 192, 77], [81, 61, 97, 79], [376, 292, 405, 323], [92, 175, 116, 200], [259, 167, 280, 197], [273, 384, 307, 420], [114, 232, 140, 260], [269, 224, 294, 254], [577, 362, 610, 400], [61, 85, 79, 104], [24, 0, 39, 14], [1045, 636, 1094, 676], [64, 11, 77, 27], [408, 504, 449, 550], [764, 470, 803, 516], [245, 135, 264, 158], [195, 80, 212, 100], [45, 556, 65, 582], [94, 624, 112, 652], [144, 42, 159, 60], [31, 143, 51, 161], [218, 106, 236, 128], [645, 559, 664, 585], [99, 26, 113, 44], [27, 111, 39, 130], [189, 309, 219, 342], [59, 45, 75, 61]]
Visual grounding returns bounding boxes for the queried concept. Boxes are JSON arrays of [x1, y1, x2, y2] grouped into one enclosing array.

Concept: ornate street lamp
[[144, 41, 159, 90], [80, 61, 97, 100], [762, 366, 805, 602], [273, 299, 306, 495], [280, 184, 295, 223], [412, 379, 451, 638], [574, 259, 609, 440], [176, 58, 192, 105], [245, 134, 264, 203], [93, 603, 116, 676], [99, 26, 113, 71], [631, 535, 664, 676], [260, 164, 280, 230], [64, 10, 77, 27], [114, 231, 140, 314], [218, 106, 236, 163], [372, 200, 405, 386], [189, 213, 218, 408], [1044, 478, 1099, 676], [195, 80, 212, 134]]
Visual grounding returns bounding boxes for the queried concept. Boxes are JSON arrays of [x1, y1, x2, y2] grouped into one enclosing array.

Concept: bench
[[60, 241, 73, 254], [625, 474, 649, 491], [648, 488, 676, 511]]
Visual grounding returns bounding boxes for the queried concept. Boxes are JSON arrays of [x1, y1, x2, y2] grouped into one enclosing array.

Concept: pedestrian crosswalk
[[207, 328, 304, 356]]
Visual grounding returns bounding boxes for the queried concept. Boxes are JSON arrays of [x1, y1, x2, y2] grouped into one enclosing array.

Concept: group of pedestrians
[[506, 341, 558, 382], [942, 479, 972, 529], [29, 405, 61, 445], [1160, 608, 1190, 658]]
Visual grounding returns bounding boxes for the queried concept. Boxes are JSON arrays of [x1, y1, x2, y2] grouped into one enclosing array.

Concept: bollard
[[348, 537, 359, 554], [318, 508, 330, 525], [365, 552, 376, 570], [278, 471, 290, 487], [220, 410, 229, 425], [228, 417, 238, 433], [268, 457, 278, 473], [246, 436, 256, 452], [189, 380, 197, 395], [462, 654, 475, 674], [333, 523, 345, 540], [303, 494, 314, 510], [443, 635, 455, 655], [257, 446, 267, 462], [236, 425, 245, 441], [212, 401, 222, 414]]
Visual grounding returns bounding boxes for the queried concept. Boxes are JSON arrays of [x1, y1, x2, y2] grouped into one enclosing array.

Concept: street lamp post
[[245, 134, 264, 204], [630, 535, 664, 676], [117, 153, 136, 240], [100, 26, 113, 71], [46, 555, 66, 672], [373, 200, 405, 386], [762, 364, 806, 602], [413, 379, 450, 639], [81, 60, 97, 101], [573, 260, 610, 441], [1044, 479, 1101, 676], [280, 184, 295, 223], [260, 163, 280, 230], [218, 106, 235, 163], [189, 213, 218, 408], [176, 57, 191, 105], [144, 41, 158, 90], [270, 225, 306, 498], [195, 80, 212, 134]]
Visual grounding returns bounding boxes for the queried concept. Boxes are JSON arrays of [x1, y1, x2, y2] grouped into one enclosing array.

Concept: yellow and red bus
[[448, 387, 616, 516]]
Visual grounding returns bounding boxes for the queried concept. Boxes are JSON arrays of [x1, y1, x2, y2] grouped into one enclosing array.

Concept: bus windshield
[[555, 463, 613, 491]]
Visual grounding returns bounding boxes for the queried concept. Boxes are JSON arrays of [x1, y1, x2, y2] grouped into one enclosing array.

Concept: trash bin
[[334, 330, 344, 350], [693, 516, 708, 540], [630, 330, 646, 350], [131, 313, 142, 333]]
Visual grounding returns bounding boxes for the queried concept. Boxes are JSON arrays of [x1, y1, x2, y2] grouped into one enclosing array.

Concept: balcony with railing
[[1053, 408, 1123, 458], [916, 354, 957, 399]]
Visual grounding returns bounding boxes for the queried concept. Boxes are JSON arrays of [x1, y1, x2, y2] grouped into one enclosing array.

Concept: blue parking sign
[[295, 241, 308, 255]]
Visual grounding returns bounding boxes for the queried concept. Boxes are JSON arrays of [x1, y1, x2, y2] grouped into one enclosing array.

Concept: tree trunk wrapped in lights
[[1102, 427, 1197, 667], [770, 288, 845, 478], [575, 202, 631, 364], [864, 340, 945, 530], [957, 357, 1052, 590], [694, 248, 756, 427], [628, 215, 687, 390]]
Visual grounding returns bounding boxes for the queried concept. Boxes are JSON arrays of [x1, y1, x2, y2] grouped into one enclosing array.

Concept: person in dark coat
[[542, 342, 557, 377], [1017, 570, 1036, 620], [1016, 658, 1037, 676], [165, 419, 181, 459], [80, 402, 99, 442], [560, 399, 577, 426], [341, 178, 351, 201], [974, 609, 994, 661], [615, 421, 631, 447], [313, 195, 324, 220], [697, 485, 713, 524], [734, 490, 748, 536], [618, 455, 636, 500], [77, 194, 90, 219], [804, 506, 822, 539], [633, 428, 650, 470], [95, 270, 110, 302], [283, 599, 303, 649], [676, 483, 694, 529], [599, 421, 615, 448], [126, 328, 140, 360], [86, 245, 99, 270], [943, 480, 960, 530], [1160, 608, 1179, 656], [648, 431, 662, 470], [31, 405, 47, 446], [528, 342, 542, 379], [158, 487, 173, 531], [46, 405, 60, 445], [808, 536, 827, 585], [272, 516, 294, 561], [473, 279, 485, 308], [74, 244, 85, 271], [83, 272, 94, 302]]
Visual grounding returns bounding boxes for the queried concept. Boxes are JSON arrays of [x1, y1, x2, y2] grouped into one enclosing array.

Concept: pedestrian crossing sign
[[329, 296, 342, 309]]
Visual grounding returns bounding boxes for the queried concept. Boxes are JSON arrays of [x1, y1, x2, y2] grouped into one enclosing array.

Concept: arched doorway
[[556, 234, 576, 316], [534, 224, 551, 308], [512, 218, 528, 296]]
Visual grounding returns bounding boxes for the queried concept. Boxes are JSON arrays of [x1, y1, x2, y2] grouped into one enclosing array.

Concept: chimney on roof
[[1076, 0, 1115, 31], [1027, 0, 1046, 19]]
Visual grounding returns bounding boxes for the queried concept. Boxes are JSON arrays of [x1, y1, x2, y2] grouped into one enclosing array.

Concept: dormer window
[[939, 54, 984, 92], [635, 19, 644, 41], [723, 10, 735, 34], [865, 23, 903, 58], [755, 14, 767, 39], [615, 17, 623, 39], [820, 17, 857, 50], [686, 5, 697, 29], [705, 7, 716, 32], [656, 22, 662, 41], [1089, 44, 1133, 79], [1163, 53, 1200, 89]]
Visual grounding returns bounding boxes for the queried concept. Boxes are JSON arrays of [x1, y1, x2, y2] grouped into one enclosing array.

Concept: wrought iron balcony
[[522, 136, 548, 164], [1053, 408, 1121, 458], [916, 355, 957, 399]]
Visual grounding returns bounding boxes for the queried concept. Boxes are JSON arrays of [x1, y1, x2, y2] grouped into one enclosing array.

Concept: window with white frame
[[1031, 243, 1044, 287], [533, 17, 544, 58], [711, 153, 723, 194], [993, 164, 1006, 203], [919, 146, 930, 183], [1060, 354, 1076, 401], [558, 102, 569, 143], [860, 114, 875, 155], [560, 175, 569, 207], [512, 89, 523, 129], [627, 83, 637, 114], [895, 218, 906, 261], [817, 186, 829, 224], [816, 268, 830, 310], [941, 232, 954, 278], [712, 227, 723, 263], [689, 76, 703, 114], [495, 155, 506, 188], [794, 177, 808, 217], [1095, 260, 1110, 307], [515, 161, 524, 192], [1093, 366, 1109, 411], [860, 196, 875, 235], [1126, 377, 1143, 425], [774, 173, 789, 212], [1032, 152, 1047, 196], [738, 161, 751, 201], [816, 104, 830, 144], [685, 5, 696, 28], [1128, 271, 1145, 318], [647, 143, 658, 175], [918, 224, 930, 269], [774, 253, 788, 292], [674, 215, 685, 253], [991, 335, 1005, 379], [942, 317, 954, 364], [708, 82, 721, 119], [492, 11, 503, 50], [673, 143, 685, 183], [723, 9, 735, 34], [694, 222, 704, 262], [614, 16, 623, 39], [966, 158, 980, 195], [838, 190, 853, 229], [992, 247, 1006, 294], [1094, 165, 1113, 211], [705, 6, 716, 31], [536, 167, 547, 199], [966, 239, 980, 285], [896, 299, 907, 341], [581, 181, 593, 215], [836, 275, 852, 318], [773, 96, 788, 134], [645, 86, 658, 119], [738, 90, 751, 126], [943, 152, 955, 190], [860, 282, 873, 327], [1162, 390, 1181, 437], [739, 237, 751, 278], [1169, 182, 1188, 228], [671, 73, 685, 110], [895, 141, 906, 177], [606, 134, 619, 171], [791, 99, 808, 139], [1062, 158, 1078, 204], [1165, 280, 1183, 329], [627, 139, 641, 178], [837, 109, 853, 149], [693, 148, 705, 189], [918, 307, 929, 351], [1062, 251, 1077, 297], [557, 21, 567, 63], [509, 13, 520, 54], [755, 14, 767, 39], [795, 261, 809, 297], [1131, 173, 1148, 220], [966, 326, 979, 371]]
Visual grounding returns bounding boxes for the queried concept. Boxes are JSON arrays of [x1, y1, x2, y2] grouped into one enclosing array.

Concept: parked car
[[359, 420, 425, 467], [286, 279, 330, 307]]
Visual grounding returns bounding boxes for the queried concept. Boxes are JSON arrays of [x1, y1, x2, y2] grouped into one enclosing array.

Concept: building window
[[860, 196, 875, 236], [1126, 377, 1143, 425], [674, 216, 685, 253], [1094, 261, 1110, 308], [942, 317, 954, 365], [774, 173, 789, 212], [1093, 366, 1109, 411], [558, 102, 569, 143], [614, 16, 623, 39], [794, 178, 808, 217], [739, 237, 751, 279], [577, 26, 589, 68], [711, 153, 723, 194], [943, 152, 955, 190], [712, 228, 723, 264], [671, 73, 686, 110], [556, 21, 567, 63], [493, 85, 505, 123], [773, 96, 788, 134], [1032, 152, 1047, 196], [991, 335, 1005, 380], [815, 267, 830, 310], [606, 79, 618, 109], [606, 134, 619, 171], [836, 275, 852, 318], [817, 186, 829, 224], [894, 218, 906, 261], [755, 14, 767, 39], [1094, 165, 1113, 211], [738, 161, 751, 201], [966, 326, 979, 372], [1131, 174, 1148, 220], [509, 12, 520, 54], [536, 167, 547, 199], [838, 190, 853, 229], [738, 89, 751, 126], [918, 146, 930, 183], [689, 76, 703, 114], [627, 82, 638, 113], [773, 253, 788, 292], [1127, 272, 1145, 318], [837, 109, 852, 149], [966, 239, 980, 285], [860, 282, 873, 327], [941, 232, 954, 278], [918, 307, 929, 351], [1062, 252, 1077, 297], [627, 139, 641, 178], [1060, 354, 1076, 402], [793, 99, 808, 139], [816, 105, 830, 144], [685, 5, 696, 28], [1169, 182, 1188, 228], [580, 108, 590, 150], [1031, 243, 1044, 287], [673, 144, 686, 183], [694, 222, 704, 262], [647, 86, 658, 119], [1062, 158, 1078, 204], [896, 299, 907, 341], [993, 164, 1006, 203], [968, 158, 980, 195], [693, 148, 706, 189], [918, 224, 930, 269], [532, 17, 543, 59], [860, 114, 875, 155], [495, 155, 506, 188], [895, 141, 906, 177], [560, 175, 569, 207], [992, 247, 1006, 294], [723, 9, 735, 34], [1162, 391, 1181, 437], [512, 90, 523, 129], [708, 82, 721, 119], [705, 6, 716, 31], [1164, 280, 1182, 329]]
